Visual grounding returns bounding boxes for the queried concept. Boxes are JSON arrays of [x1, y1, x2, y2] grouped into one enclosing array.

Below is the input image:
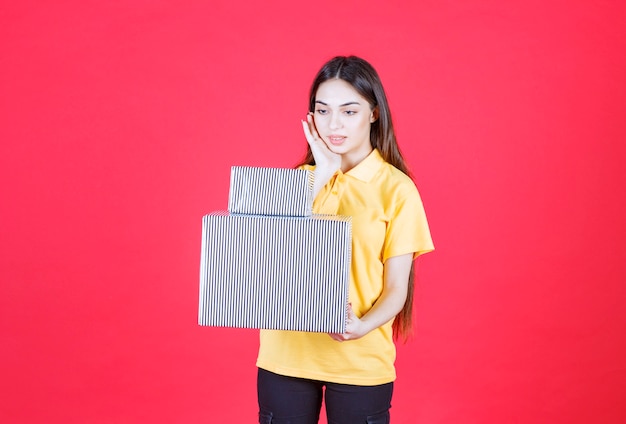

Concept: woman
[[256, 56, 434, 423]]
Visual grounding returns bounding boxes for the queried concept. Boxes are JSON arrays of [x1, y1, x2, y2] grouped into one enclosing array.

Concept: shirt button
[[331, 191, 337, 195]]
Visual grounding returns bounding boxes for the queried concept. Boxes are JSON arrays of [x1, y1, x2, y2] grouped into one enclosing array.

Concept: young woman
[[256, 56, 434, 424]]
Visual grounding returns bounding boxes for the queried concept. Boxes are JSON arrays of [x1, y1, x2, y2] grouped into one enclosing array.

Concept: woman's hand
[[301, 113, 342, 171], [301, 113, 341, 196], [328, 304, 369, 342]]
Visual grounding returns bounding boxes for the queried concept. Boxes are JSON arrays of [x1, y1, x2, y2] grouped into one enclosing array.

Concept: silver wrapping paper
[[228, 166, 314, 217], [198, 212, 351, 332]]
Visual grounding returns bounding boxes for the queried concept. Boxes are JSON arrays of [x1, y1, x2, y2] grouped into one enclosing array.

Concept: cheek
[[352, 118, 371, 134]]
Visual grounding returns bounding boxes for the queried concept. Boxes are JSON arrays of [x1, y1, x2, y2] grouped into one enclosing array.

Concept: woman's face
[[313, 79, 377, 168]]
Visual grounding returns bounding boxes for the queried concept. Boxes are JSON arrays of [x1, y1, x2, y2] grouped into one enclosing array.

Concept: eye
[[315, 109, 328, 115], [344, 110, 357, 116]]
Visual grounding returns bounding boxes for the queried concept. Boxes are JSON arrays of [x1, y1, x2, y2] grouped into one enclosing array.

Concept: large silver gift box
[[198, 167, 352, 333]]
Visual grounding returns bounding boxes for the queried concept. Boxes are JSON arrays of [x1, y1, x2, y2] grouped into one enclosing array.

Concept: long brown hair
[[298, 55, 416, 341]]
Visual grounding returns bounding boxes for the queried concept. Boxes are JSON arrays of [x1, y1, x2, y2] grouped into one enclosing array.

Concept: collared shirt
[[256, 149, 434, 385]]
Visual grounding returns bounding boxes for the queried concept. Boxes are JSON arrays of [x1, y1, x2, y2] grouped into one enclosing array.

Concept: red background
[[1, 1, 625, 423]]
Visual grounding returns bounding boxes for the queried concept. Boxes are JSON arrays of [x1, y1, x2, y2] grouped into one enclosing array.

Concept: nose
[[329, 111, 342, 130]]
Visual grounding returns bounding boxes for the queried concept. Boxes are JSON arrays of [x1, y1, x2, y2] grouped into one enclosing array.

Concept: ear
[[370, 107, 379, 123]]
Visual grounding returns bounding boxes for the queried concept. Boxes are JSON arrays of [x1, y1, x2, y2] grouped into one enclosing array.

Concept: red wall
[[1, 1, 625, 423]]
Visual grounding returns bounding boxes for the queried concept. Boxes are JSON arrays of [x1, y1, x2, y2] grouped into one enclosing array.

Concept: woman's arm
[[329, 253, 414, 341]]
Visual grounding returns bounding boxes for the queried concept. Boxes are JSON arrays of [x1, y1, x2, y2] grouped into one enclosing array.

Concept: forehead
[[315, 79, 368, 104]]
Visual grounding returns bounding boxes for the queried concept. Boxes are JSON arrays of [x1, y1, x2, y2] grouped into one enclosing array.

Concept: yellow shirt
[[256, 149, 434, 385]]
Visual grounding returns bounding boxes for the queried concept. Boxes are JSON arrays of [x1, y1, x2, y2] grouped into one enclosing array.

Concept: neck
[[340, 146, 373, 173]]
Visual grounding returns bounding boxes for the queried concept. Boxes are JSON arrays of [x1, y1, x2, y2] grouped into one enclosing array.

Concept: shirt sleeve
[[383, 181, 434, 262]]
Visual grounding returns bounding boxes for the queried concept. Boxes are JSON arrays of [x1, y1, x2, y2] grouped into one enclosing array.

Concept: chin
[[326, 143, 347, 154]]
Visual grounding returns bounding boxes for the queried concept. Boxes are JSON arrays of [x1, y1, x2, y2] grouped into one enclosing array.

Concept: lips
[[327, 135, 346, 145]]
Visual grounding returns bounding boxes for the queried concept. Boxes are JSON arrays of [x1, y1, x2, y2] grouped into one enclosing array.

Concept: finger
[[306, 113, 321, 140], [347, 303, 357, 320], [301, 119, 315, 144], [302, 119, 321, 147]]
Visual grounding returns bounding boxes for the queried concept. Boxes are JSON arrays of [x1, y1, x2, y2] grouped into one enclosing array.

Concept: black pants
[[257, 368, 393, 424]]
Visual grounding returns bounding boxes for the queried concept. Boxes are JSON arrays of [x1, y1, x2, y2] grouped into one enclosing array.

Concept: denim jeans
[[257, 368, 393, 424]]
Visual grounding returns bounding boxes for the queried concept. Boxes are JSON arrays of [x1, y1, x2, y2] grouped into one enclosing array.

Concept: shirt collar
[[345, 149, 384, 183]]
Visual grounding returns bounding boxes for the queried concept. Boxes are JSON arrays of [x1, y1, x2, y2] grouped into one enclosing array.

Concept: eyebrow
[[315, 100, 362, 107]]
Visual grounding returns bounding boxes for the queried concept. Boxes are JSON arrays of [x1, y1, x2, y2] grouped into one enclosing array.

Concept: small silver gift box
[[228, 166, 314, 217]]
